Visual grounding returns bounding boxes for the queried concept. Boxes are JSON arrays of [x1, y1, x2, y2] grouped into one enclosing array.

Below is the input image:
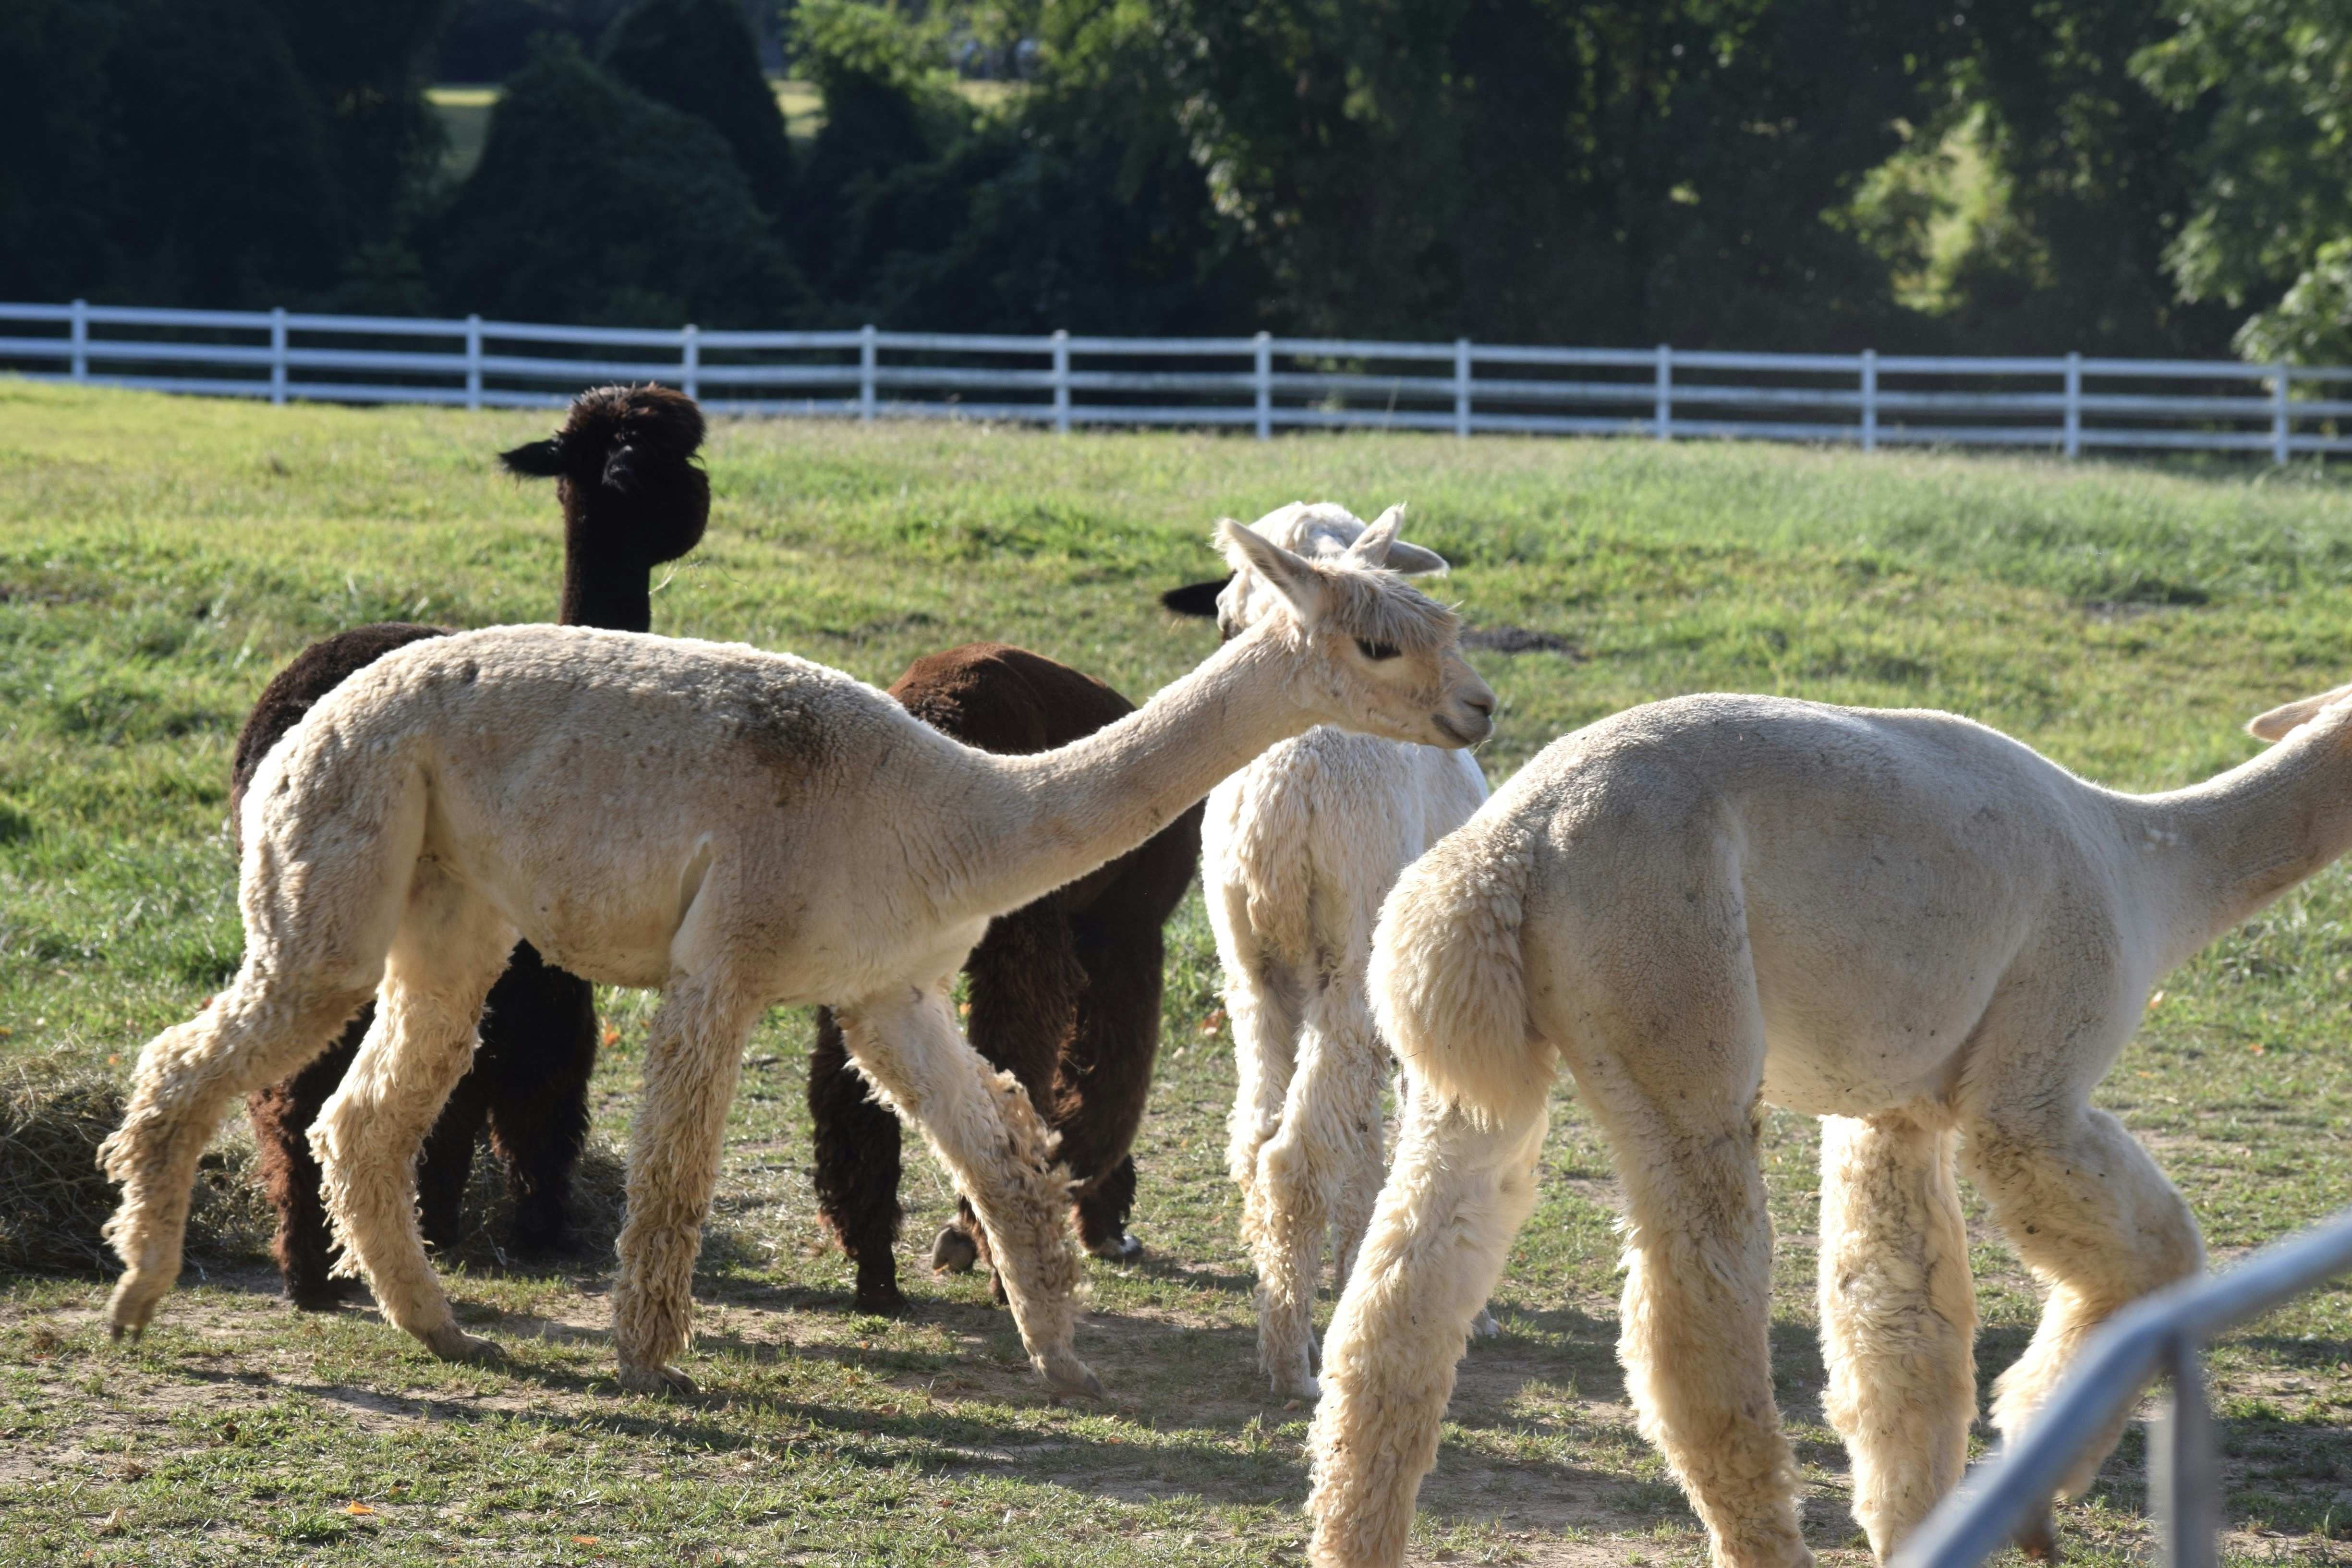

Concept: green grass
[[9, 377, 2352, 1565]]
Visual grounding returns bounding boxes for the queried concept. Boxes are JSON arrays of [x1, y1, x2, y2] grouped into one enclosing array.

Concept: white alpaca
[[1204, 502, 1490, 1398], [98, 515, 1495, 1399], [1308, 682, 2352, 1568]]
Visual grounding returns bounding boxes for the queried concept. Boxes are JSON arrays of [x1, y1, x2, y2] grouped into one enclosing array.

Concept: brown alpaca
[[807, 644, 1203, 1313], [235, 385, 708, 1306]]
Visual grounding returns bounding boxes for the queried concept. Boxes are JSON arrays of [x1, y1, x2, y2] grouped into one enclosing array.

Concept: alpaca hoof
[[106, 1275, 166, 1342], [1040, 1350, 1106, 1401], [1469, 1306, 1501, 1338], [422, 1323, 499, 1363], [1271, 1369, 1321, 1400], [852, 1281, 909, 1316], [1087, 1232, 1144, 1263], [931, 1226, 980, 1274], [618, 1361, 698, 1397], [2016, 1511, 2061, 1562]]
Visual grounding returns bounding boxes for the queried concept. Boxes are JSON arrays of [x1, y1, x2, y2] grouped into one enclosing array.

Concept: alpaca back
[[1205, 726, 1486, 978]]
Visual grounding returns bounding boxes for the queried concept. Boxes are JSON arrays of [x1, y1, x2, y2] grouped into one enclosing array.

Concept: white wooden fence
[[6, 299, 2349, 459]]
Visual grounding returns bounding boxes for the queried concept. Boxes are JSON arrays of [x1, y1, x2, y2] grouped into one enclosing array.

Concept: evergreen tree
[[601, 0, 798, 224]]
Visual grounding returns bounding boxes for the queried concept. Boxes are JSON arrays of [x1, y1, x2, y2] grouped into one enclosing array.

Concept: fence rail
[[4, 300, 2348, 458], [1892, 1206, 2352, 1568]]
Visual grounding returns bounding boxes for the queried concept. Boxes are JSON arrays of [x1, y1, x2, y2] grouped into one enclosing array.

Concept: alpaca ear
[[500, 438, 566, 478], [1218, 518, 1329, 623], [1160, 577, 1230, 619], [1346, 505, 1449, 576], [2248, 681, 2352, 741]]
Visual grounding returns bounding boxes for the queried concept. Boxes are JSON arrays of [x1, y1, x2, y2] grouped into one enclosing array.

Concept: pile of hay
[[0, 1058, 272, 1276]]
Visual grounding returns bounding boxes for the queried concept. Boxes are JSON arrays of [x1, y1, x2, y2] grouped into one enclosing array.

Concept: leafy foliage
[[2137, 0, 2352, 362], [426, 35, 811, 326], [599, 0, 798, 224]]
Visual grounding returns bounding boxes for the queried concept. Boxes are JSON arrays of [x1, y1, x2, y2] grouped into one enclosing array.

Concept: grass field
[[9, 378, 2352, 1566]]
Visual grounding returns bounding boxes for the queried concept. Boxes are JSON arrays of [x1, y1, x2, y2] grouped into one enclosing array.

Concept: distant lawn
[[7, 379, 2352, 1565]]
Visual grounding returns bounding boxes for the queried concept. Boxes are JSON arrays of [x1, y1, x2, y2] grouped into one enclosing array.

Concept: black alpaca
[[808, 643, 1204, 1314], [235, 385, 709, 1306]]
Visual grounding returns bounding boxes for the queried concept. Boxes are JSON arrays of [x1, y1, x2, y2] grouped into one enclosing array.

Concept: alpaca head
[[1215, 502, 1494, 748], [500, 384, 711, 570]]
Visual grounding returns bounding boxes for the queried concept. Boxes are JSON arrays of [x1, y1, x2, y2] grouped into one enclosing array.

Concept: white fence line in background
[[5, 299, 2349, 459]]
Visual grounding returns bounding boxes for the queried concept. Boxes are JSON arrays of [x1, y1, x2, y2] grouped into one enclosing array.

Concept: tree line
[[7, 0, 2351, 359]]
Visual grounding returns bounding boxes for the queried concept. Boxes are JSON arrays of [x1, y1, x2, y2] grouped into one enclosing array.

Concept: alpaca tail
[[1369, 817, 1553, 1123]]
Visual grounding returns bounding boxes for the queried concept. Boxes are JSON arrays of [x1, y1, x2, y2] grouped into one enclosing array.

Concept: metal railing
[[1895, 1207, 2352, 1568], [6, 299, 2352, 459]]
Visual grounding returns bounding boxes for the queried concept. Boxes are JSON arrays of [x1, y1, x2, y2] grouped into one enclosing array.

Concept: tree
[[2135, 0, 2352, 361], [601, 0, 799, 224], [428, 35, 811, 325]]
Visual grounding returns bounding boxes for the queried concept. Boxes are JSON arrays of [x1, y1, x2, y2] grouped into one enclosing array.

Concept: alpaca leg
[[610, 972, 764, 1393], [1962, 1100, 2202, 1495], [959, 902, 1083, 1292], [311, 870, 516, 1362], [1220, 912, 1305, 1283], [1605, 1092, 1806, 1568], [477, 944, 598, 1256], [836, 981, 1101, 1398], [104, 975, 376, 1337], [809, 1006, 910, 1313], [414, 1057, 489, 1253], [246, 1017, 371, 1308], [1819, 1111, 1976, 1559], [1308, 1090, 1549, 1568], [1059, 915, 1164, 1260], [1255, 977, 1385, 1398]]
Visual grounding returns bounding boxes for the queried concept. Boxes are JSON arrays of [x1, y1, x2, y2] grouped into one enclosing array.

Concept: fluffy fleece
[[1306, 684, 2352, 1568], [1200, 502, 1489, 1398], [98, 516, 1495, 1400], [808, 642, 1202, 1313], [234, 385, 707, 1305]]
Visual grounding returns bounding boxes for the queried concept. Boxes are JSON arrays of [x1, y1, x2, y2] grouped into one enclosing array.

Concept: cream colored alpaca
[[1205, 502, 1490, 1398], [98, 516, 1494, 1399], [1309, 683, 2352, 1568]]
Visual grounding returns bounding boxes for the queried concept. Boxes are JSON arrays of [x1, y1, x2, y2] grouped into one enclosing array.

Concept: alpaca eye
[[1355, 638, 1401, 662]]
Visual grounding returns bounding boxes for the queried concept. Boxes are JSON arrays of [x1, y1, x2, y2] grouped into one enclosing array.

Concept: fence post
[[2154, 1337, 2219, 1568], [464, 315, 483, 411], [681, 323, 700, 401], [269, 307, 288, 406], [1254, 332, 1273, 441], [1860, 349, 1878, 452], [1654, 344, 1673, 440], [2274, 361, 2292, 465], [1455, 337, 1473, 439], [1052, 329, 1070, 434], [2064, 352, 2082, 460], [69, 299, 88, 383], [859, 324, 877, 422]]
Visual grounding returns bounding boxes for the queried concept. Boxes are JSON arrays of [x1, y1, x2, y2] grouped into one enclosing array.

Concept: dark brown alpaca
[[808, 643, 1204, 1314], [234, 385, 709, 1307]]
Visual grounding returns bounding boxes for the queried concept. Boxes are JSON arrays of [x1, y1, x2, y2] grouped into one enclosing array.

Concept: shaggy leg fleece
[[1057, 914, 1165, 1254], [312, 866, 517, 1363], [1963, 1101, 2203, 1495], [1308, 1092, 1547, 1568], [808, 1007, 910, 1313], [103, 978, 375, 1338], [245, 1021, 371, 1307], [475, 948, 598, 1255], [611, 973, 765, 1394], [1819, 1111, 1976, 1557], [837, 982, 1101, 1398], [1252, 972, 1385, 1398]]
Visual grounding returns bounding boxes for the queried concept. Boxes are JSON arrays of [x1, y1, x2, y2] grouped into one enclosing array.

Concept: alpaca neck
[[2132, 710, 2352, 965], [558, 503, 652, 632], [950, 629, 1315, 920]]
